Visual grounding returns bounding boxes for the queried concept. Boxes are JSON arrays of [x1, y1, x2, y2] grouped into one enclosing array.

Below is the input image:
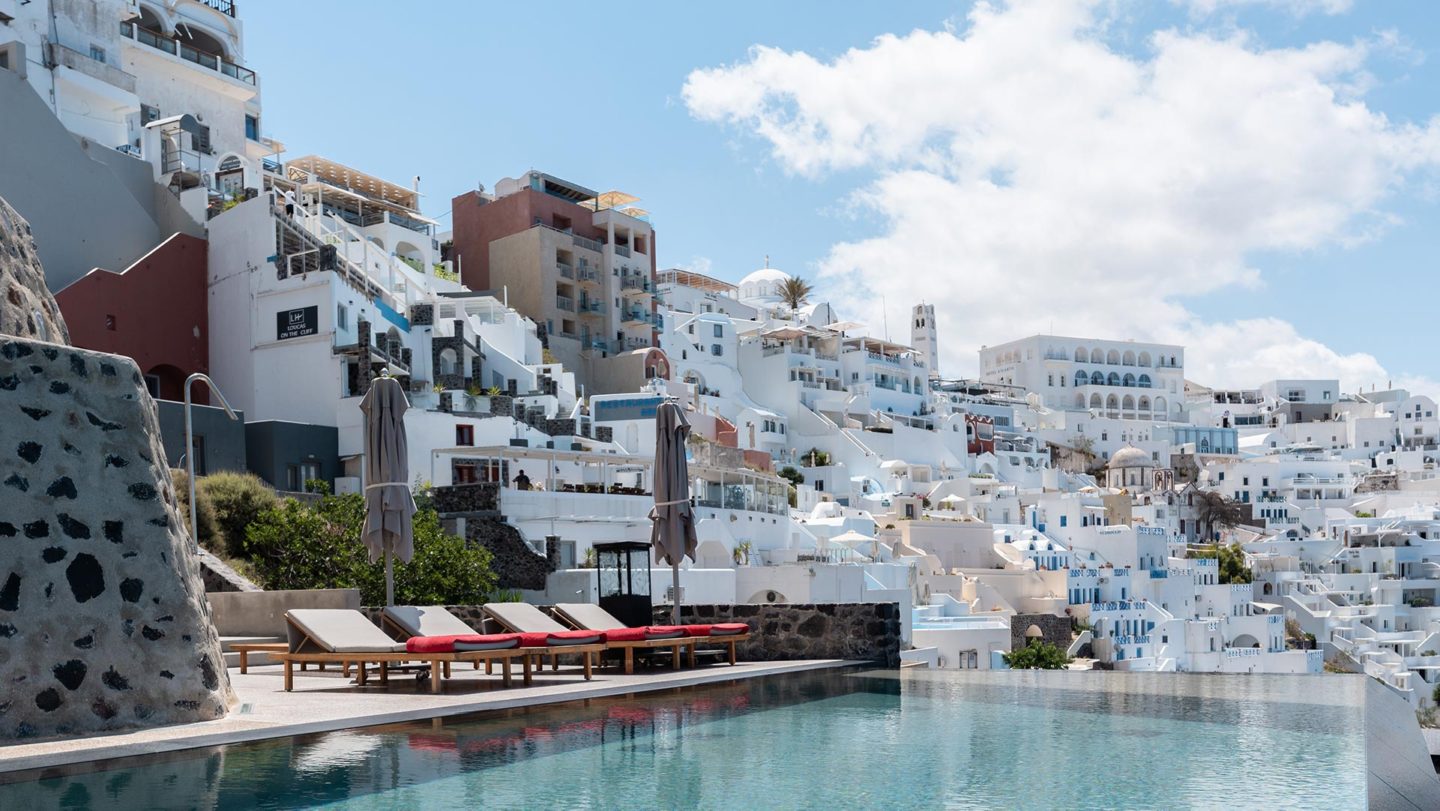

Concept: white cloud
[[675, 256, 714, 276], [683, 0, 1440, 395], [1177, 0, 1354, 18]]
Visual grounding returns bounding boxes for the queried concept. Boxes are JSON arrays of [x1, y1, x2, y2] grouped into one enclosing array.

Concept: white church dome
[[738, 267, 790, 304], [1107, 446, 1154, 469]]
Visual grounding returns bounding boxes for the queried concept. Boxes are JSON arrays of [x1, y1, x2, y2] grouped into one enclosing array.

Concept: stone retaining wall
[[656, 603, 901, 666], [1011, 613, 1073, 653]]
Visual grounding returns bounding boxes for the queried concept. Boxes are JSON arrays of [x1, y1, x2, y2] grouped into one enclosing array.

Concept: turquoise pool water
[[0, 669, 1368, 809]]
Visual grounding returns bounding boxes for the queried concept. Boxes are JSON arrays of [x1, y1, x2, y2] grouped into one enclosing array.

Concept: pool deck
[[0, 658, 857, 775]]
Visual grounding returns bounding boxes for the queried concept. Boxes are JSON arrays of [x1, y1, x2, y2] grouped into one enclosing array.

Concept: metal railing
[[556, 296, 574, 312], [556, 262, 574, 279], [121, 22, 255, 85], [613, 244, 631, 257], [573, 234, 603, 252], [201, 0, 237, 16]]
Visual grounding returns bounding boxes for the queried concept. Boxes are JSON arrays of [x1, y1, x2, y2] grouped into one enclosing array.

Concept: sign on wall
[[593, 396, 662, 422], [276, 306, 318, 341]]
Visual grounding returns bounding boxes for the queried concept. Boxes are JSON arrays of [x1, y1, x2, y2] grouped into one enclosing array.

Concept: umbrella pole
[[385, 539, 395, 607], [672, 563, 681, 625]]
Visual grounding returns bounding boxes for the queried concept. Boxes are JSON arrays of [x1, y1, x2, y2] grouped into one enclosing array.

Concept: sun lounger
[[482, 602, 608, 679], [276, 609, 526, 692], [552, 603, 700, 674], [382, 605, 562, 684]]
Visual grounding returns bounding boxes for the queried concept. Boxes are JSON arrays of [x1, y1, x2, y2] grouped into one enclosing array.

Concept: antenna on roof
[[764, 255, 769, 268]]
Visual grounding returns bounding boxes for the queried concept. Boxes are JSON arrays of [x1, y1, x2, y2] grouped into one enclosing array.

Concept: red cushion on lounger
[[453, 633, 522, 651], [519, 630, 602, 648], [406, 635, 461, 653], [683, 623, 749, 637], [602, 627, 649, 643], [406, 633, 521, 653], [644, 625, 687, 640]]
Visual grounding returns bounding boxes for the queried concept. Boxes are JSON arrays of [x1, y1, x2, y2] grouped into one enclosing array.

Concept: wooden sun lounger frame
[[377, 612, 605, 684], [275, 616, 532, 693], [549, 610, 700, 675]]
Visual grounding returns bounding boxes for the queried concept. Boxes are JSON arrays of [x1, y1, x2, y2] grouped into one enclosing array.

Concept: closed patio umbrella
[[360, 375, 415, 607], [650, 400, 697, 625]]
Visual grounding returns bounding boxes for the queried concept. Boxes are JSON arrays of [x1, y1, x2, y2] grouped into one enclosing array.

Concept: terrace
[[120, 20, 256, 85]]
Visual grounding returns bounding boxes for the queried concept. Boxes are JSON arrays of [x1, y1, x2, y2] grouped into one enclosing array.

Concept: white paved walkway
[[0, 658, 854, 774]]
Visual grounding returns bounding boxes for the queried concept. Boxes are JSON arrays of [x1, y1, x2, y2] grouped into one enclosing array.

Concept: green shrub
[[200, 471, 279, 558], [244, 491, 497, 605], [1002, 640, 1071, 670], [170, 468, 218, 550]]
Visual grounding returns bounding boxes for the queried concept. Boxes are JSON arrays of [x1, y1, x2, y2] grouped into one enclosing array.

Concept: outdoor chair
[[482, 602, 609, 679], [554, 603, 751, 671], [552, 602, 697, 674], [276, 609, 526, 693], [383, 605, 560, 685]]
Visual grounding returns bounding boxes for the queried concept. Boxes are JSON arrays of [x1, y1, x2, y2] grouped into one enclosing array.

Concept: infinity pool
[[0, 668, 1372, 809]]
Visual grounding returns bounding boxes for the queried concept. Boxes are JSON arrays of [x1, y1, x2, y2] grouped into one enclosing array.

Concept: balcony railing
[[122, 22, 256, 85], [613, 244, 631, 258], [573, 234, 603, 252], [556, 262, 574, 279], [201, 0, 237, 16], [556, 296, 575, 312], [577, 268, 600, 284], [621, 276, 650, 292]]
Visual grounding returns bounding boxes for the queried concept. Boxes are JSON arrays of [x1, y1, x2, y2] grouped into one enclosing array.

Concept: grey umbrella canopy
[[359, 375, 416, 606], [650, 400, 697, 624]]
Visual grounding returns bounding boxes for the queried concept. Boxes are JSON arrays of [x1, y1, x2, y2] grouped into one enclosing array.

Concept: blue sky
[[244, 1, 1440, 388]]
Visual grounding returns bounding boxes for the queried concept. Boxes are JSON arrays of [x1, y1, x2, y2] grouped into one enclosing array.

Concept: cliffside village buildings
[[10, 0, 1440, 707]]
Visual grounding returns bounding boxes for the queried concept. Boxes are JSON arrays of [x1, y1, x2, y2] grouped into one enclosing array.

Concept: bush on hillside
[[171, 468, 219, 550], [200, 471, 280, 558], [1002, 641, 1071, 670], [244, 491, 497, 605]]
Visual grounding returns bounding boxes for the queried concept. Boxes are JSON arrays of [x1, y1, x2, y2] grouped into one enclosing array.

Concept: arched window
[[1107, 372, 1120, 386], [1075, 393, 1086, 408], [1106, 350, 1120, 365], [1089, 394, 1102, 409], [437, 348, 457, 376], [1138, 351, 1151, 367], [181, 25, 231, 61], [1138, 396, 1151, 411], [1155, 396, 1168, 415], [1091, 371, 1105, 385], [1090, 349, 1103, 364], [1122, 395, 1135, 411], [1074, 370, 1088, 386], [1123, 373, 1136, 387], [1122, 350, 1135, 366], [1200, 437, 1211, 453], [137, 4, 167, 34], [1138, 374, 1151, 388], [1074, 347, 1087, 362], [1106, 394, 1119, 411]]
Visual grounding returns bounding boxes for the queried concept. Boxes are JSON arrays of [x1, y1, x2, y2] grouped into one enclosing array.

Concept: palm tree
[[779, 275, 813, 318]]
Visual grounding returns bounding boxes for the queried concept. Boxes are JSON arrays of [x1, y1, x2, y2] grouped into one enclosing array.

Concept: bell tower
[[912, 303, 938, 380]]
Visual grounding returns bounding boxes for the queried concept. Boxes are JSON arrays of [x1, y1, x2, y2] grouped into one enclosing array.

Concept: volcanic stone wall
[[0, 338, 234, 739], [657, 603, 902, 666]]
